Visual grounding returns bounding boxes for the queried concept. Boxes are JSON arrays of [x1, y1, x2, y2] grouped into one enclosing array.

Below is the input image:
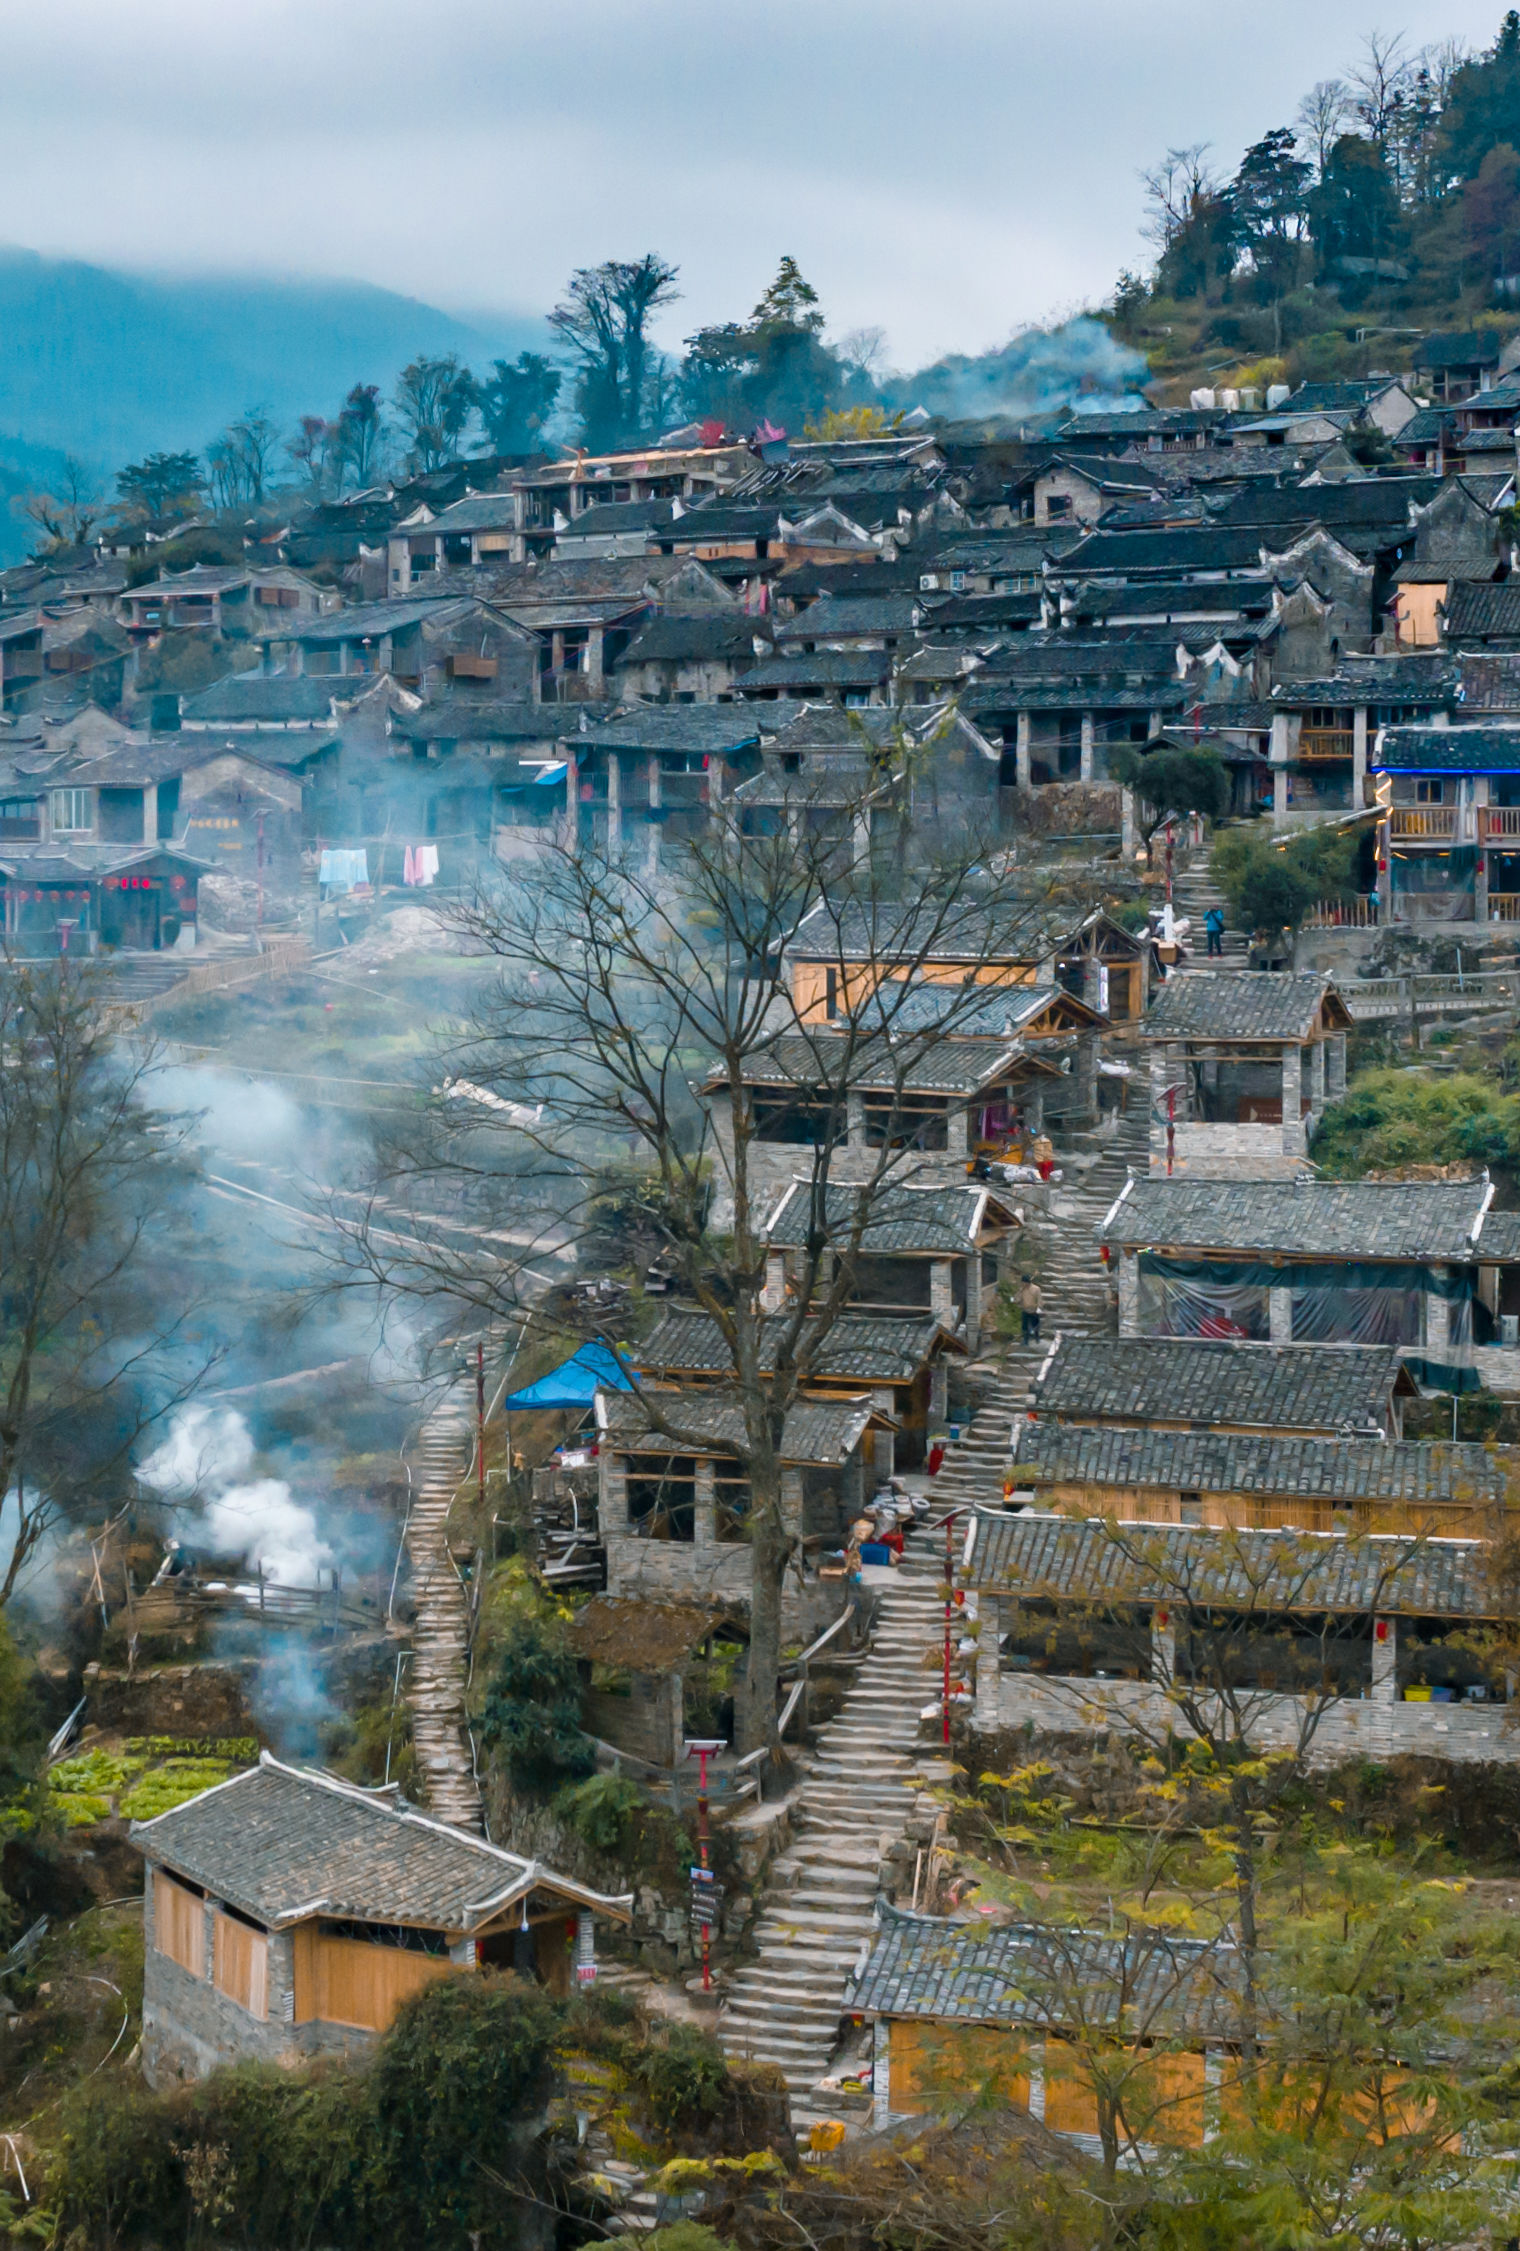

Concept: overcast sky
[[0, 0, 1512, 368]]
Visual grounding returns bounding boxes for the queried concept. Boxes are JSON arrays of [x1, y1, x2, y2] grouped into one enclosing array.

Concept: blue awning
[[500, 1340, 633, 1411], [532, 762, 568, 786]]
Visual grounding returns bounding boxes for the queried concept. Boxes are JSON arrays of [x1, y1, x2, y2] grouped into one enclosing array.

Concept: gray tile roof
[[614, 614, 767, 665], [1271, 659, 1457, 708], [788, 896, 1055, 966], [848, 1902, 1242, 2038], [131, 1755, 629, 1930], [1440, 583, 1520, 641], [284, 595, 486, 643], [579, 704, 765, 755], [180, 676, 337, 724], [1140, 972, 1340, 1043], [965, 1508, 1491, 1618], [1012, 1422, 1509, 1508], [726, 1030, 1033, 1097], [1478, 1211, 1520, 1260], [763, 1180, 1016, 1255], [596, 1383, 884, 1462], [1374, 724, 1520, 772], [637, 1308, 960, 1383], [1102, 1176, 1491, 1260], [733, 649, 892, 690], [1032, 1337, 1410, 1435], [1414, 332, 1500, 371]]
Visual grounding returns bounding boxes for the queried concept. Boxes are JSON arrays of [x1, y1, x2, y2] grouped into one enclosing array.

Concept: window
[[864, 1094, 949, 1150], [1179, 1492, 1203, 1526], [625, 1454, 696, 1541], [1416, 779, 1446, 803], [714, 1461, 751, 1543], [824, 966, 838, 1020], [751, 1096, 844, 1147], [51, 788, 89, 833]]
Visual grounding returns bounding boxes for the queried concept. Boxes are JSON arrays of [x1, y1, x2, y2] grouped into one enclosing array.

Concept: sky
[[0, 0, 1513, 370]]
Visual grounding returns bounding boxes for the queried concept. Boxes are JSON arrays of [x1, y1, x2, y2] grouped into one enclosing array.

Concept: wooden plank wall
[[291, 1927, 455, 2032], [213, 1911, 268, 2020], [154, 1874, 205, 1978]]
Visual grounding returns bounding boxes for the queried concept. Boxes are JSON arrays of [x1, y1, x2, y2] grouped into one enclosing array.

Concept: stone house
[[1268, 658, 1456, 825], [118, 565, 336, 639], [594, 1383, 892, 1633], [1412, 331, 1502, 403], [1100, 1175, 1496, 1390], [565, 1596, 739, 1769], [1137, 972, 1352, 1177], [728, 703, 1006, 859], [1031, 453, 1168, 527], [1371, 719, 1520, 924], [132, 1754, 631, 2086], [272, 597, 539, 700], [759, 1179, 1022, 1357], [1028, 1335, 1417, 1441], [635, 1307, 965, 1470], [965, 1508, 1518, 1766], [611, 613, 773, 703], [702, 1027, 1072, 1234]]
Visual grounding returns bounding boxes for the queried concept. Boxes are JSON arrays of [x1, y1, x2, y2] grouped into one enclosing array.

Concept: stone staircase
[[401, 1378, 484, 1834], [1022, 1090, 1149, 1332], [717, 1564, 947, 2112], [1171, 852, 1248, 965], [930, 1362, 1033, 1509], [97, 955, 195, 1005]]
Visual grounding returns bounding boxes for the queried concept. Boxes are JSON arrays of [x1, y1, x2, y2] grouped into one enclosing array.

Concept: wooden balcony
[[1298, 728, 1355, 761], [1481, 806, 1520, 840], [1388, 806, 1459, 840]]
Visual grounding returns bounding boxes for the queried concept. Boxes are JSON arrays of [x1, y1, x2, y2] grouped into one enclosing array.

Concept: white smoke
[[884, 315, 1149, 425], [137, 1404, 333, 1587]]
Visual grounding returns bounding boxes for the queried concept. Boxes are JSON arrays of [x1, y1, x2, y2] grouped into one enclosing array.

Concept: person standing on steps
[[1204, 904, 1225, 958], [1020, 1275, 1042, 1345]]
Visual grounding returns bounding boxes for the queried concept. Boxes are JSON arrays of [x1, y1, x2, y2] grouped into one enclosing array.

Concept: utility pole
[[685, 1738, 724, 1992], [255, 810, 266, 941], [476, 1340, 486, 1512]]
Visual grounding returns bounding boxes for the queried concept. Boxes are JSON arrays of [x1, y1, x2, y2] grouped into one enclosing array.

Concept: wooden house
[[783, 897, 1145, 1025], [1029, 1336, 1417, 1441], [132, 1756, 631, 2086], [1009, 1420, 1511, 1537], [760, 1179, 1021, 1356], [635, 1307, 965, 1468], [851, 1902, 1238, 2146], [1137, 972, 1353, 1176]]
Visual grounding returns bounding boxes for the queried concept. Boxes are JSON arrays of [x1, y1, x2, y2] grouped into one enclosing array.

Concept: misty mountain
[[0, 246, 545, 480]]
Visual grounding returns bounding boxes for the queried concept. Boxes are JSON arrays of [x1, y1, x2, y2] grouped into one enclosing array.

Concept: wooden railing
[[1482, 807, 1520, 840], [1491, 895, 1520, 920], [1388, 806, 1460, 839], [1302, 896, 1379, 928], [1298, 728, 1356, 760]]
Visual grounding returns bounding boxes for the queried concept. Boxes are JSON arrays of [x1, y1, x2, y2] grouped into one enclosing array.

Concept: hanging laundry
[[402, 845, 418, 887], [416, 844, 440, 886], [318, 848, 370, 893]]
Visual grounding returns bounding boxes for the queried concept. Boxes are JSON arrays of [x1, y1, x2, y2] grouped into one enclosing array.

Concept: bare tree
[[1140, 146, 1221, 250], [0, 961, 212, 1603], [14, 458, 104, 553], [548, 254, 681, 451], [392, 356, 477, 475], [329, 757, 1081, 1763], [204, 408, 279, 510], [1296, 80, 1352, 177], [1347, 30, 1414, 148]]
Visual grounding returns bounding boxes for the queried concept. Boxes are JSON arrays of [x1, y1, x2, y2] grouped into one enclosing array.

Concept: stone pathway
[[402, 1378, 484, 1833], [717, 1557, 948, 2119]]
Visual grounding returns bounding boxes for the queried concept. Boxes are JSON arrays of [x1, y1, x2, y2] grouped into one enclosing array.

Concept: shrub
[[373, 1970, 565, 2250], [557, 1770, 644, 1855], [480, 1612, 595, 1796]]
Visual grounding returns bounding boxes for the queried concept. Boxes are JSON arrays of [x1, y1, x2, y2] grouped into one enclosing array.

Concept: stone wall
[[974, 1670, 1518, 1766], [1149, 1120, 1308, 1179], [141, 1865, 376, 2087]]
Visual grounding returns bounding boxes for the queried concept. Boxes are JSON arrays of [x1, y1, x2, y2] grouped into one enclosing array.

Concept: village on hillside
[[18, 16, 1520, 2251]]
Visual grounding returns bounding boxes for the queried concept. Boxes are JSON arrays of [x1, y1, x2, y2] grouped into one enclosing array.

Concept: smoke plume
[[137, 1404, 333, 1587], [885, 315, 1149, 424]]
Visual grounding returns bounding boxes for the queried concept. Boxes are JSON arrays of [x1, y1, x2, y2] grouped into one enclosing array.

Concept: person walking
[[1020, 1275, 1042, 1346], [1204, 904, 1225, 958]]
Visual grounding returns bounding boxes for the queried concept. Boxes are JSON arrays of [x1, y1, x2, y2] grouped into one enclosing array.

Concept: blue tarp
[[500, 1341, 633, 1411]]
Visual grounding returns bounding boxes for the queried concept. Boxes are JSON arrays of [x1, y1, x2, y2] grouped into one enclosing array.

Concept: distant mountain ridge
[[0, 246, 545, 477]]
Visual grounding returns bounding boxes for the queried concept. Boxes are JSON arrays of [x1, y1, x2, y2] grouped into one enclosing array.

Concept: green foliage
[[480, 1608, 595, 1796], [1107, 744, 1229, 839], [1312, 1067, 1520, 1178], [626, 2024, 734, 2132], [114, 451, 205, 518], [1211, 823, 1362, 936], [44, 1738, 256, 1830], [373, 1972, 564, 2251], [475, 352, 561, 455], [557, 1769, 644, 1855]]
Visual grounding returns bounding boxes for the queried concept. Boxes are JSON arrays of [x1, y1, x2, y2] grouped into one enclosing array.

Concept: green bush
[[373, 1972, 565, 2251], [1313, 1068, 1520, 1179], [627, 2024, 734, 2133], [1211, 823, 1363, 935], [480, 1612, 595, 1796], [557, 1770, 644, 1855]]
